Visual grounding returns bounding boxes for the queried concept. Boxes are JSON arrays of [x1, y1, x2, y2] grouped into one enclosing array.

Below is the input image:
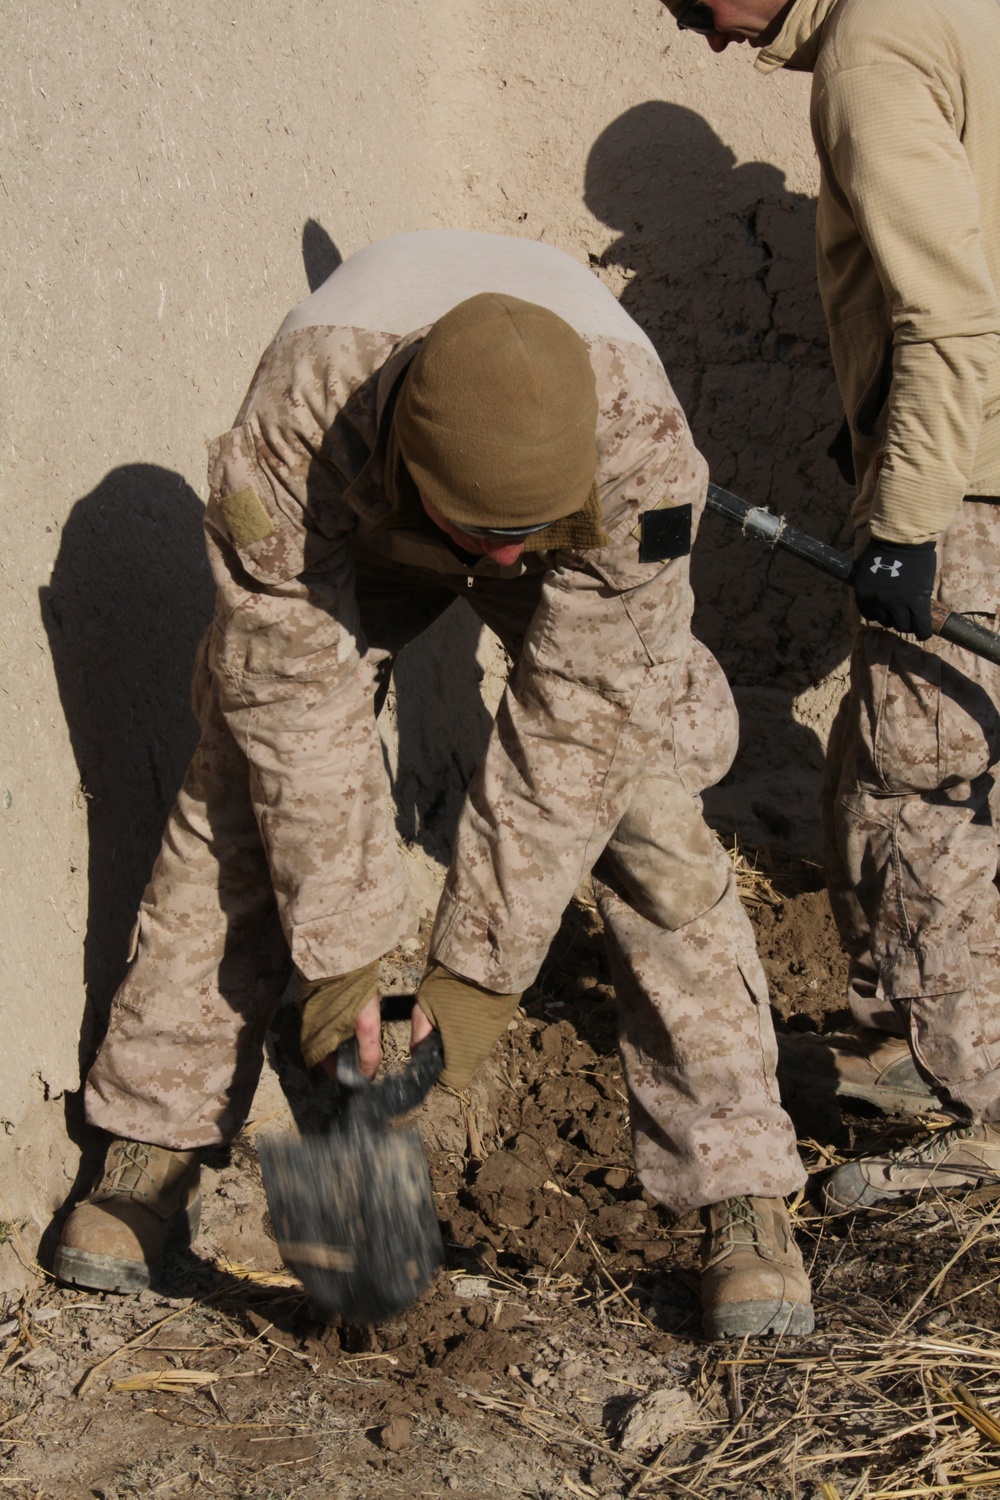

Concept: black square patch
[[639, 504, 692, 563]]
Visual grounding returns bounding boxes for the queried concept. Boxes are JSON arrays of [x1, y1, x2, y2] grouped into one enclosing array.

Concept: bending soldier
[[57, 229, 811, 1336]]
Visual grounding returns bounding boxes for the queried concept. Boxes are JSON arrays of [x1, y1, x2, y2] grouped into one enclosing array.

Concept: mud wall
[[0, 0, 845, 1269]]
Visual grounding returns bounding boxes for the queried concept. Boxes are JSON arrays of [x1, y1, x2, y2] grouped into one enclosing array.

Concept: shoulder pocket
[[207, 421, 339, 586]]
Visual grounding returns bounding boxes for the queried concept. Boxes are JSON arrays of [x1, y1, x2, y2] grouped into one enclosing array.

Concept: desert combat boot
[[700, 1196, 814, 1340], [55, 1137, 201, 1293], [824, 1120, 1000, 1212], [777, 1028, 937, 1116]]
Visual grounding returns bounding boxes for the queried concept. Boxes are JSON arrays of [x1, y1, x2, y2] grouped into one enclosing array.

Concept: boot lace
[[891, 1122, 974, 1166], [103, 1140, 156, 1197], [888, 1121, 1000, 1180], [703, 1196, 763, 1268]]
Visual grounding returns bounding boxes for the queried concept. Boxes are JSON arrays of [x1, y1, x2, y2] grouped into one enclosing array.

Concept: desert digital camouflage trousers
[[823, 499, 1000, 1120], [86, 542, 805, 1211]]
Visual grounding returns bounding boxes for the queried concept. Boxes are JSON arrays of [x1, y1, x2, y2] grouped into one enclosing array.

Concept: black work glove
[[850, 537, 937, 641]]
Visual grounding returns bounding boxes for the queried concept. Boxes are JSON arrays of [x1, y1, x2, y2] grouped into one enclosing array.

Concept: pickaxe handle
[[705, 482, 1000, 668]]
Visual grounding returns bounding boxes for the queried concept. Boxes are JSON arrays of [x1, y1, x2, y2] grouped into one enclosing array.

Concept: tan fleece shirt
[[758, 0, 1000, 543]]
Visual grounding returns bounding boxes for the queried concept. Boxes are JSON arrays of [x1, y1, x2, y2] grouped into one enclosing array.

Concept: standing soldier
[[663, 0, 1000, 1207], [55, 229, 811, 1337]]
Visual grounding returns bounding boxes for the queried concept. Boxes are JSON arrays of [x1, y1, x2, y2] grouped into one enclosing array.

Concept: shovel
[[258, 1026, 445, 1324], [705, 481, 1000, 666]]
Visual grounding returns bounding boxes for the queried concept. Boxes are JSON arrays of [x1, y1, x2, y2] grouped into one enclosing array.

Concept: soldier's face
[[420, 494, 526, 567], [665, 0, 791, 52]]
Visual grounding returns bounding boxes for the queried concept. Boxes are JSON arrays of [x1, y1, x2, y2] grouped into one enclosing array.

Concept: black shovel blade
[[258, 1031, 446, 1324], [259, 1123, 443, 1323]]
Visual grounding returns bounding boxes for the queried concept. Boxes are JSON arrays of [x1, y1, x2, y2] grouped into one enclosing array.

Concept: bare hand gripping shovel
[[258, 1030, 445, 1323]]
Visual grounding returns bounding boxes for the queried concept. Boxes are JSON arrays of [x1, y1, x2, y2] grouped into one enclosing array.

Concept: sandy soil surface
[[3, 864, 999, 1499]]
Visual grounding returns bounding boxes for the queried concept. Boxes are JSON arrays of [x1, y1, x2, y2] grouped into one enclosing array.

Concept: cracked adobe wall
[[1, 0, 843, 1274], [444, 2, 850, 854], [379, 7, 849, 873]]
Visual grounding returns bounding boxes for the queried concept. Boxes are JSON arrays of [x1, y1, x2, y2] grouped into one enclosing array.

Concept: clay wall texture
[[0, 0, 846, 1264]]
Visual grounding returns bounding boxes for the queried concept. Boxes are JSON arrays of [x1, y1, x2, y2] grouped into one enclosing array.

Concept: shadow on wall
[[39, 465, 214, 1074], [302, 218, 343, 292], [585, 100, 850, 685], [40, 215, 345, 1087], [33, 227, 359, 1242], [585, 101, 853, 853]]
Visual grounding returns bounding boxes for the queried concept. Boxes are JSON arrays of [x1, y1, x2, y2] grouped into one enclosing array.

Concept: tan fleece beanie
[[392, 293, 599, 531]]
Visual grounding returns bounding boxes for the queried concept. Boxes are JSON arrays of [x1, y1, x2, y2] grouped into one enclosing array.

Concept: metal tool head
[[258, 1031, 444, 1324]]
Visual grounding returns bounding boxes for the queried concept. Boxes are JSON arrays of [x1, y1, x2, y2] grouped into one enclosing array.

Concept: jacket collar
[[754, 0, 839, 74]]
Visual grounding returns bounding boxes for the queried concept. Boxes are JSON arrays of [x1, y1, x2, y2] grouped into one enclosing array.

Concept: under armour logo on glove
[[850, 536, 937, 641], [868, 556, 902, 578]]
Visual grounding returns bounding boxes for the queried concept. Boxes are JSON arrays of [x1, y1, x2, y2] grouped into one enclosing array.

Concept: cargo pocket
[[938, 497, 1000, 619], [905, 947, 999, 1087], [207, 420, 342, 587], [210, 574, 357, 690], [670, 637, 739, 794], [870, 633, 1000, 794]]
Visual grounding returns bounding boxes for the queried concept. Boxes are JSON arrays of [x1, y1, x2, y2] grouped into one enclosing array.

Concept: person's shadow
[[40, 465, 214, 1072], [38, 464, 214, 1236], [301, 218, 343, 291], [585, 101, 852, 856], [39, 224, 349, 1184]]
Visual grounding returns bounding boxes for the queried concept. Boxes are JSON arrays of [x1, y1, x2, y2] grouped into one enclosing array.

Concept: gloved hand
[[850, 537, 937, 640], [299, 960, 380, 1070], [415, 962, 522, 1091]]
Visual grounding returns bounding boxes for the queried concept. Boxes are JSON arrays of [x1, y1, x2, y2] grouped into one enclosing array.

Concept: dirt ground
[[4, 858, 1000, 1500]]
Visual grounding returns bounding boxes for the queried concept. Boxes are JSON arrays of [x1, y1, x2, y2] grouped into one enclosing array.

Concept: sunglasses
[[456, 519, 554, 539], [674, 2, 718, 33]]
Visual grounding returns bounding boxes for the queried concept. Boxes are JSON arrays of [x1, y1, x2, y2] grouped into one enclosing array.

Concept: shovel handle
[[336, 1032, 445, 1129], [929, 600, 1000, 665], [705, 483, 1000, 667], [706, 482, 852, 584]]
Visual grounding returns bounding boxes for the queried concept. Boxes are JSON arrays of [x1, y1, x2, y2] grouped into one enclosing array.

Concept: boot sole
[[822, 1158, 996, 1215], [822, 1163, 887, 1214], [53, 1195, 201, 1294], [778, 1051, 936, 1117], [823, 1079, 936, 1115], [703, 1299, 814, 1340]]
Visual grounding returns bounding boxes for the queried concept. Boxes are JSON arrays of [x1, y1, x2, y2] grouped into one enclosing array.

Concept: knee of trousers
[[603, 872, 780, 1091], [596, 787, 730, 931]]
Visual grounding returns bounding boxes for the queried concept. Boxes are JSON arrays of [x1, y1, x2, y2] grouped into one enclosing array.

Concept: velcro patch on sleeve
[[638, 504, 692, 563], [219, 485, 275, 546]]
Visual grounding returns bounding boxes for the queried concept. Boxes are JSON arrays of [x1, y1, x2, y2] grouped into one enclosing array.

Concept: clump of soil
[[751, 863, 851, 1032], [4, 865, 998, 1500]]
